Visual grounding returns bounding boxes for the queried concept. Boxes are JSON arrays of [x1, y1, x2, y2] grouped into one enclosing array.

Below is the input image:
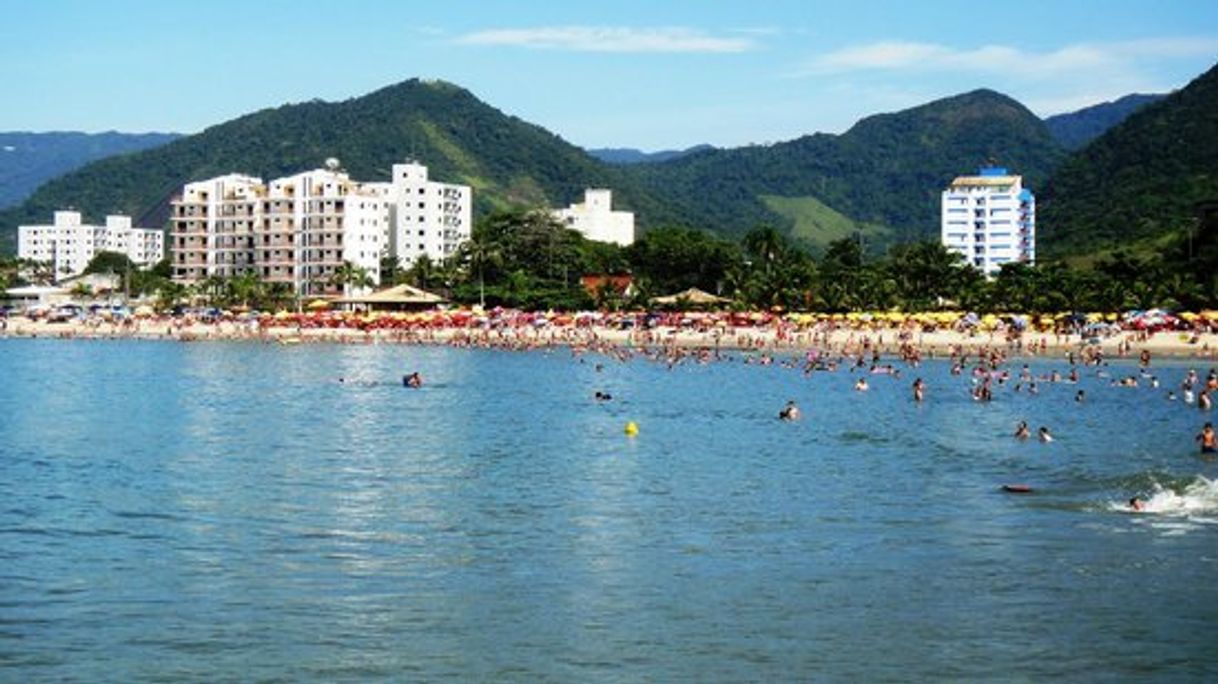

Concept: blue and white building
[[941, 166, 1035, 277]]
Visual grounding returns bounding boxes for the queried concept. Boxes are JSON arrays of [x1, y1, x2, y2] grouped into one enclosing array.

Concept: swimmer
[[912, 377, 925, 402], [778, 400, 801, 421], [1014, 421, 1030, 440], [854, 378, 869, 392], [403, 372, 422, 388], [1076, 389, 1086, 402], [1201, 390, 1213, 411], [1038, 426, 1054, 443], [1196, 421, 1216, 454], [594, 391, 613, 401], [1129, 496, 1144, 511]]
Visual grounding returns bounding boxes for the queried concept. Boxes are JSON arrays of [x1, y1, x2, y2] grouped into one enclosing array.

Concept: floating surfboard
[[1002, 484, 1033, 493]]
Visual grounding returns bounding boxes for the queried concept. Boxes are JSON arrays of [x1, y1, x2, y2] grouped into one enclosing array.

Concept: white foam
[[1110, 475, 1218, 518]]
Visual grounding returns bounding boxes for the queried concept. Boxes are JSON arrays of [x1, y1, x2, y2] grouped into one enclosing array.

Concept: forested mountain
[[1038, 62, 1218, 258], [629, 89, 1066, 251], [0, 83, 1069, 255], [0, 79, 651, 252], [1043, 93, 1165, 150], [0, 131, 179, 209], [586, 145, 715, 165]]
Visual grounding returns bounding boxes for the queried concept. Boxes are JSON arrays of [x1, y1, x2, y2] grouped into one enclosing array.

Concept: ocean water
[[1, 338, 1216, 681]]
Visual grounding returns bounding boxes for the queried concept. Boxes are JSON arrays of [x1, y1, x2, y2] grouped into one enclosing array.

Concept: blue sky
[[2, 0, 1216, 150]]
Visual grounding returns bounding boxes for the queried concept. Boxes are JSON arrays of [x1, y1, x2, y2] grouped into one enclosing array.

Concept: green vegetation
[[760, 194, 892, 253], [1042, 94, 1164, 151], [0, 84, 1066, 258], [1039, 62, 1218, 258], [0, 79, 645, 253], [631, 89, 1065, 249], [0, 71, 1208, 270], [0, 131, 179, 210]]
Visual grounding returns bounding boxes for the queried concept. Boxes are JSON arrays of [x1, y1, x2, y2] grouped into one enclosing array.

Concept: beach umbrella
[[133, 305, 155, 317], [307, 299, 330, 311]]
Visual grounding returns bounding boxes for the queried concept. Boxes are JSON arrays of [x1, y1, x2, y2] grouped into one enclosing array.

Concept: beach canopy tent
[[335, 284, 448, 312], [650, 287, 732, 309]]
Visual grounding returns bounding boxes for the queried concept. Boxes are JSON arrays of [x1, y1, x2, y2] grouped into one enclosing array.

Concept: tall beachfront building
[[941, 166, 1035, 277], [18, 210, 164, 281], [169, 160, 470, 297], [554, 189, 635, 246], [382, 161, 472, 268]]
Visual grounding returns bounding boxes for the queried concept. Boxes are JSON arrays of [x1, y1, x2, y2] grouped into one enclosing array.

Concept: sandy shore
[[4, 315, 1218, 361]]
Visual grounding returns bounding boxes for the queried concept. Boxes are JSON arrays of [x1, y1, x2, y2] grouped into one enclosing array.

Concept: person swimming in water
[[854, 378, 869, 392], [1015, 421, 1030, 440], [403, 372, 422, 388], [912, 377, 925, 402], [1197, 421, 1216, 454], [778, 400, 801, 421], [1038, 426, 1054, 443], [1129, 496, 1144, 511]]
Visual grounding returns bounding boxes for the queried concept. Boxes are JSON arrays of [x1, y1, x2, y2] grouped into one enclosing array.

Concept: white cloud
[[796, 37, 1218, 78], [454, 26, 754, 53]]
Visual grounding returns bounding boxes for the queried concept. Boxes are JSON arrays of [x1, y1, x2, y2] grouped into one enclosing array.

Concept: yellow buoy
[[624, 421, 639, 436]]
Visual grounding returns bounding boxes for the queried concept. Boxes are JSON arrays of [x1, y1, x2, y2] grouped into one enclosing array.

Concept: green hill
[[630, 89, 1065, 250], [0, 131, 179, 209], [1038, 62, 1218, 259], [1043, 93, 1165, 151], [0, 82, 1069, 256], [0, 79, 644, 253]]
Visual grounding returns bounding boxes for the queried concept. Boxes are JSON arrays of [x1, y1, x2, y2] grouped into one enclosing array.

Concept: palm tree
[[458, 234, 502, 308], [330, 261, 374, 298]]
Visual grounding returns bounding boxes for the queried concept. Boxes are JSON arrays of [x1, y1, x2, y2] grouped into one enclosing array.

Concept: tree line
[[5, 206, 1217, 313]]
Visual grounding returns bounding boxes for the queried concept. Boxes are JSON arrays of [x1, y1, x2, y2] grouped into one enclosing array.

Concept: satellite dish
[[324, 157, 341, 171]]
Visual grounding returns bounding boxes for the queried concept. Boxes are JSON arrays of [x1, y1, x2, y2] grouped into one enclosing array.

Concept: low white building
[[941, 166, 1035, 277], [18, 210, 164, 281], [554, 189, 634, 246]]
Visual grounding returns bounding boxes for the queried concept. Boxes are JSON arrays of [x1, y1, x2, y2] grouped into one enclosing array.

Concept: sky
[[2, 0, 1216, 150]]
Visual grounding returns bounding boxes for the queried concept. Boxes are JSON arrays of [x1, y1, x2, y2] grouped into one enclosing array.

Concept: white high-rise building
[[554, 189, 634, 246], [385, 161, 472, 268], [170, 160, 466, 297], [941, 166, 1035, 277], [18, 210, 164, 281]]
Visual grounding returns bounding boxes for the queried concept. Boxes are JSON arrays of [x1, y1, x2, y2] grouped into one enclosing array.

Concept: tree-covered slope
[[1038, 62, 1218, 259], [0, 79, 644, 252], [0, 82, 1070, 257], [1043, 93, 1165, 150], [628, 89, 1065, 250], [0, 131, 179, 209]]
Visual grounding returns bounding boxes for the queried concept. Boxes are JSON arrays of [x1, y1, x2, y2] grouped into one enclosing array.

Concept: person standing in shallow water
[[912, 377, 925, 402], [1197, 421, 1216, 454]]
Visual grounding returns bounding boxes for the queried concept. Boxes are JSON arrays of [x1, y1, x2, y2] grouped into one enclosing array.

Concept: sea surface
[[1, 338, 1216, 681]]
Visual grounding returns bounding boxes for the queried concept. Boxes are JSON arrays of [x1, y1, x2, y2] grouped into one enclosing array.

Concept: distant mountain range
[[1043, 94, 1166, 150], [0, 131, 180, 210], [586, 145, 716, 165], [1, 64, 1213, 261]]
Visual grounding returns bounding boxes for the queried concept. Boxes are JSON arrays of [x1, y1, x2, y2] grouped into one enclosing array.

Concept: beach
[[4, 312, 1218, 360]]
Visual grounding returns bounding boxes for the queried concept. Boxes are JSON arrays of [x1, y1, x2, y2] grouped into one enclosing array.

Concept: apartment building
[[554, 189, 634, 246], [169, 160, 467, 297], [18, 210, 164, 280], [384, 161, 473, 268], [941, 166, 1035, 277]]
